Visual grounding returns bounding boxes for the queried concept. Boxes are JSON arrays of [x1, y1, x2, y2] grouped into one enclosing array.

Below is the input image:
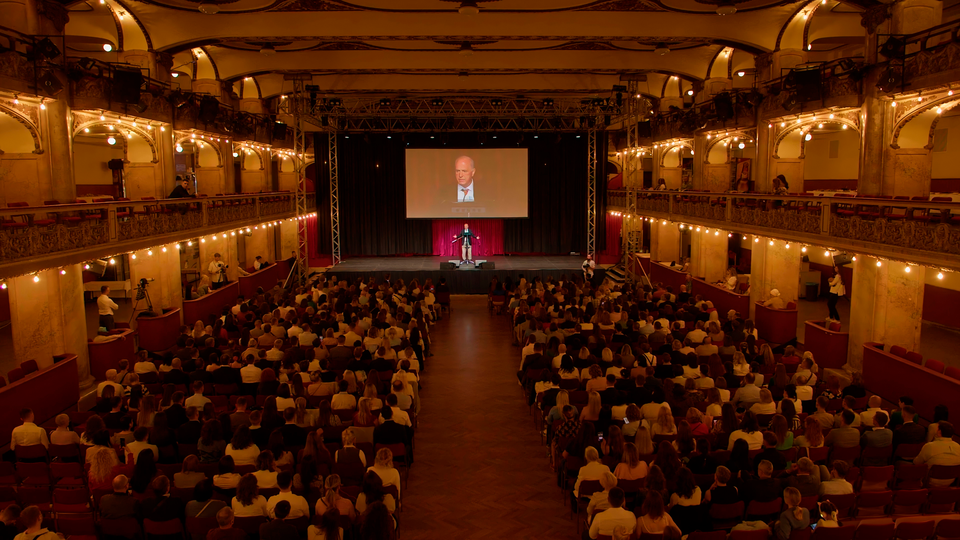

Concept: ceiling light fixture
[[260, 45, 276, 56], [198, 3, 220, 14], [103, 43, 113, 52], [458, 0, 479, 15], [654, 43, 670, 56], [716, 1, 737, 15]]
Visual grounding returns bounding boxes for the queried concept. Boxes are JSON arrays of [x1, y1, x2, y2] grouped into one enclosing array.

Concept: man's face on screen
[[455, 157, 475, 187]]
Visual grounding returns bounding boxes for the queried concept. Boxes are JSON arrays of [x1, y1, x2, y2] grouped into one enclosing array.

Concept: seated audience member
[[750, 389, 776, 415], [314, 474, 356, 521], [810, 397, 835, 433], [727, 411, 763, 451], [586, 472, 619, 519], [10, 408, 49, 450], [782, 457, 821, 497], [614, 443, 649, 481], [259, 501, 298, 540], [741, 460, 780, 503], [860, 395, 885, 427], [207, 507, 245, 540], [794, 416, 825, 449], [308, 508, 343, 540], [143, 475, 185, 522], [126, 427, 160, 463], [575, 447, 612, 498], [731, 373, 761, 408], [12, 506, 57, 540], [914, 421, 960, 485], [266, 472, 310, 519], [753, 432, 787, 473], [99, 475, 140, 519], [825, 409, 860, 447], [588, 488, 636, 539], [174, 455, 207, 489], [213, 456, 241, 490], [186, 479, 227, 519], [774, 487, 810, 540], [895, 405, 927, 447], [635, 491, 679, 536], [49, 414, 81, 445], [232, 474, 268, 517], [861, 411, 893, 451], [819, 460, 854, 495], [704, 466, 739, 504]]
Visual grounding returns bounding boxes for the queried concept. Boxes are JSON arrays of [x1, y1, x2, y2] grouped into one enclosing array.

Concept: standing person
[[98, 285, 119, 331], [452, 223, 478, 263], [209, 253, 228, 290], [827, 266, 844, 322], [582, 254, 596, 282]]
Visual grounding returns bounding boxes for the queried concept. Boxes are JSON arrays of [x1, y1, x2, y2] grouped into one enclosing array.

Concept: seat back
[[853, 521, 894, 540], [7, 368, 24, 383], [144, 518, 184, 535], [890, 345, 908, 358], [20, 360, 38, 375], [946, 366, 960, 381], [904, 351, 923, 365], [926, 359, 946, 373], [894, 520, 935, 540], [810, 524, 856, 540], [100, 517, 142, 538]]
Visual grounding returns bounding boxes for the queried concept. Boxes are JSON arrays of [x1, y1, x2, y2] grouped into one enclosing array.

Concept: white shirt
[[10, 422, 49, 449], [232, 495, 268, 517], [589, 507, 637, 539], [457, 181, 475, 202], [97, 380, 123, 398], [209, 260, 226, 283], [266, 491, 310, 519], [185, 394, 211, 409], [98, 294, 119, 316], [240, 365, 263, 383], [226, 444, 261, 466]]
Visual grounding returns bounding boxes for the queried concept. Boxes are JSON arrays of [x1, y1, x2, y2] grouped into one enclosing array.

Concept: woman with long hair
[[728, 410, 763, 450], [794, 416, 825, 448], [614, 442, 649, 480], [309, 508, 343, 540], [750, 389, 777, 415], [317, 401, 342, 428], [231, 473, 268, 516], [579, 391, 602, 422], [130, 449, 158, 494], [759, 344, 775, 368], [354, 399, 377, 428], [674, 420, 696, 457], [732, 351, 750, 376], [546, 391, 578, 424], [137, 395, 157, 428], [315, 473, 356, 521], [558, 355, 579, 380], [368, 448, 401, 496], [653, 441, 681, 486], [635, 426, 655, 456], [293, 397, 313, 429], [601, 425, 625, 463], [359, 382, 383, 411], [174, 454, 206, 489], [668, 467, 702, 508], [81, 415, 106, 446], [359, 501, 396, 540], [652, 406, 677, 436], [197, 420, 226, 463], [637, 490, 679, 536], [779, 398, 802, 432], [267, 428, 296, 472], [225, 426, 260, 466], [713, 403, 739, 450], [356, 470, 396, 514], [769, 414, 794, 451], [253, 450, 278, 488], [88, 444, 130, 491]]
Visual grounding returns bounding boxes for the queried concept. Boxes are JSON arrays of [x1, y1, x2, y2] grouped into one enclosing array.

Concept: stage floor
[[330, 255, 589, 272]]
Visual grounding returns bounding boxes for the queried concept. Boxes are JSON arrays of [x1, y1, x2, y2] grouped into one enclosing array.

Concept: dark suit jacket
[[104, 411, 129, 430], [177, 421, 203, 445], [374, 420, 412, 446], [259, 520, 298, 540], [163, 369, 190, 386], [280, 424, 307, 447], [164, 404, 188, 430], [521, 354, 549, 372], [894, 422, 927, 447], [250, 426, 269, 450], [742, 476, 780, 503], [781, 474, 820, 498], [329, 347, 354, 370], [99, 492, 140, 520], [142, 495, 184, 522]]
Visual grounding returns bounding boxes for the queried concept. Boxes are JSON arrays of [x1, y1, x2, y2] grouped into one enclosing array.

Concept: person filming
[[208, 253, 229, 290]]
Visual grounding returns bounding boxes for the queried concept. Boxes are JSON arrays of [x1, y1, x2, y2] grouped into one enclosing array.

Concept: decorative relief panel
[[118, 211, 204, 241], [830, 215, 960, 255], [675, 199, 725, 221], [731, 206, 821, 234], [0, 222, 108, 262], [261, 200, 292, 216], [208, 204, 257, 226], [637, 195, 669, 213]]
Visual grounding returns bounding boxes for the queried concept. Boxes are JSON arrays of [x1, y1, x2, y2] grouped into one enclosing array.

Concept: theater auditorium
[[1, 0, 960, 539]]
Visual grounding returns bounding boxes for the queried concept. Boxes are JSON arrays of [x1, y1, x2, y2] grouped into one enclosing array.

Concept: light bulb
[[905, 266, 911, 273], [187, 241, 192, 246], [743, 236, 747, 240], [103, 43, 113, 52], [876, 260, 882, 267], [825, 251, 830, 257], [131, 254, 136, 259], [147, 250, 152, 256], [785, 244, 790, 249], [715, 231, 719, 236], [1, 283, 6, 290], [938, 272, 944, 280], [109, 258, 115, 265], [801, 247, 807, 253], [60, 270, 66, 275], [162, 247, 167, 252], [696, 227, 701, 232], [769, 240, 774, 246], [84, 264, 90, 270], [39, 102, 45, 110], [852, 256, 857, 262], [33, 276, 39, 283], [201, 239, 205, 243], [754, 238, 759, 243]]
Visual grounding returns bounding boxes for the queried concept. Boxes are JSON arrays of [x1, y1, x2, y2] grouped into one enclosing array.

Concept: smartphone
[[810, 523, 818, 531], [598, 434, 604, 441], [623, 419, 630, 425]]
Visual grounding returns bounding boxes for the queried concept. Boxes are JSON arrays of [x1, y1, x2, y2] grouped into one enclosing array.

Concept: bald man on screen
[[455, 156, 475, 202]]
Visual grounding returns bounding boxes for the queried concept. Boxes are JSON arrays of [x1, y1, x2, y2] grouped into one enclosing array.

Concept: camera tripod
[[129, 283, 156, 322]]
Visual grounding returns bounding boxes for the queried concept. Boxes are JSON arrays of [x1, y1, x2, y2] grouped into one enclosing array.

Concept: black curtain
[[315, 132, 597, 257]]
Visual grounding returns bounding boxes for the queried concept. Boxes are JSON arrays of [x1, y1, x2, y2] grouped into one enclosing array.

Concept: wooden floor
[[402, 295, 575, 539]]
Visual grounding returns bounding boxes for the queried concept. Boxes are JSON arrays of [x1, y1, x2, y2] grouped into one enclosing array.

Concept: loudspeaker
[[35, 37, 61, 59], [272, 122, 288, 140], [113, 68, 143, 105], [198, 96, 220, 123], [479, 262, 495, 270], [37, 70, 63, 96], [794, 67, 822, 102], [440, 262, 457, 270], [637, 120, 652, 138], [713, 93, 733, 121], [108, 159, 124, 171]]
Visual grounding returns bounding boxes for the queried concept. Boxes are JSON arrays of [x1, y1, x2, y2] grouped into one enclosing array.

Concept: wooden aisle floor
[[401, 295, 576, 539]]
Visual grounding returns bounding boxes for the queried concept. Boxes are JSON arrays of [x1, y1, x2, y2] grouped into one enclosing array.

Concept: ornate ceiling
[[61, 0, 876, 99]]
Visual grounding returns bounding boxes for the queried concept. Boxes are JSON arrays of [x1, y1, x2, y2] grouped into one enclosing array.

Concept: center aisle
[[402, 295, 573, 539]]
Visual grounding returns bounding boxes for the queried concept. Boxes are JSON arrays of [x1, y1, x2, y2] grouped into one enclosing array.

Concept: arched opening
[[660, 145, 693, 190], [176, 138, 223, 195], [0, 112, 36, 154], [803, 121, 860, 191]]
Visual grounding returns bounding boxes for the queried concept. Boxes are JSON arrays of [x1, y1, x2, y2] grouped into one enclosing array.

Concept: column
[[755, 122, 774, 193], [45, 98, 76, 203], [244, 228, 271, 266], [0, 0, 38, 34], [279, 220, 298, 262], [128, 243, 183, 317], [690, 230, 728, 283], [882, 147, 933, 198], [846, 259, 924, 371], [158, 124, 176, 191], [650, 220, 680, 263], [748, 239, 801, 320], [8, 265, 93, 388]]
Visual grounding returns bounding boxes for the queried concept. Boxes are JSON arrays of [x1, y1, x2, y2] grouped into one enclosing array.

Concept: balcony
[[613, 190, 960, 266], [0, 193, 313, 276]]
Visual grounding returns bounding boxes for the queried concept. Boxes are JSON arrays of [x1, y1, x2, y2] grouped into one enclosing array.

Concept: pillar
[[128, 243, 183, 317], [748, 239, 801, 320], [756, 123, 774, 192], [650, 220, 680, 263], [8, 265, 92, 388], [0, 0, 38, 34], [691, 135, 708, 191], [882, 147, 933, 198], [244, 228, 271, 266], [45, 98, 75, 203], [691, 230, 728, 283], [846, 259, 924, 370], [158, 124, 176, 191], [198, 233, 241, 283], [279, 220, 298, 262]]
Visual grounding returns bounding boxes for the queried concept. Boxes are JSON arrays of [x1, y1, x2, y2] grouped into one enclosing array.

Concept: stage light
[[754, 238, 759, 243], [801, 246, 807, 253], [103, 43, 113, 52], [187, 241, 192, 246], [162, 246, 167, 252], [938, 272, 944, 280], [805, 133, 812, 141], [742, 235, 747, 240], [131, 254, 136, 259], [109, 258, 115, 265], [33, 276, 39, 283], [60, 269, 66, 275], [1, 284, 6, 290], [147, 250, 153, 255], [877, 260, 882, 267], [107, 136, 117, 145], [715, 231, 719, 236], [824, 251, 830, 256], [84, 264, 89, 270], [905, 265, 911, 273], [852, 256, 856, 261], [769, 240, 774, 246]]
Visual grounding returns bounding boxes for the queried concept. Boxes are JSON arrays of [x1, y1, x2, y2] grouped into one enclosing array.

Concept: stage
[[325, 256, 607, 294]]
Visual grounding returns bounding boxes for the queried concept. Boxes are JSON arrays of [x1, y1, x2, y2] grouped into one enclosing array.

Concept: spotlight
[[107, 136, 117, 145], [938, 272, 944, 280], [876, 260, 882, 267], [103, 43, 113, 52]]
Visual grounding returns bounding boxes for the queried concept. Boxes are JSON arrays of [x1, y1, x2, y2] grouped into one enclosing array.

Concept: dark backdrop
[[315, 132, 607, 257]]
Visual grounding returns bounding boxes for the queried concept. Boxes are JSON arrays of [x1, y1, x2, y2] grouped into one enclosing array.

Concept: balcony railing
[[0, 192, 313, 275], [615, 189, 960, 265]]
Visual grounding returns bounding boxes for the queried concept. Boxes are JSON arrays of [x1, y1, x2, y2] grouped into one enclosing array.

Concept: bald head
[[113, 475, 128, 493], [455, 156, 476, 187]]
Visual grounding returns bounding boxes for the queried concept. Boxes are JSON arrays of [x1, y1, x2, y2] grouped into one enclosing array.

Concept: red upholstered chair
[[890, 345, 908, 358], [829, 321, 842, 332], [894, 520, 935, 540], [926, 359, 946, 374], [904, 351, 923, 365], [853, 521, 894, 540], [935, 519, 960, 539], [946, 366, 960, 381], [20, 360, 38, 375], [7, 368, 23, 383], [811, 525, 856, 540], [785, 301, 797, 310]]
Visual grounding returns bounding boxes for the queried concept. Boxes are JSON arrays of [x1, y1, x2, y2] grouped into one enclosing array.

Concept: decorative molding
[[860, 4, 890, 35], [0, 222, 109, 262], [36, 0, 69, 33], [675, 196, 726, 221], [0, 104, 42, 154], [118, 210, 204, 241], [731, 204, 820, 234], [890, 96, 960, 149], [831, 215, 960, 255]]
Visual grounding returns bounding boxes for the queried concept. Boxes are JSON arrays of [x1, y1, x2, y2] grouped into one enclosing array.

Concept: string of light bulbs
[[0, 213, 318, 289]]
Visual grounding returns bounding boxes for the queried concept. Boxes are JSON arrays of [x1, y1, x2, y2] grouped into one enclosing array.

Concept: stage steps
[[605, 264, 627, 286]]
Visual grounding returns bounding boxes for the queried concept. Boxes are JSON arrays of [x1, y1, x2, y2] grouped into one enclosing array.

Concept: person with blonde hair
[[314, 474, 356, 522], [580, 391, 602, 422], [614, 443, 649, 480], [634, 426, 655, 455], [137, 395, 157, 427], [751, 388, 777, 415], [546, 390, 578, 424], [794, 416, 825, 448], [87, 443, 129, 491], [50, 414, 81, 445], [775, 487, 810, 540], [367, 447, 401, 496], [574, 447, 611, 498], [732, 352, 750, 376], [651, 406, 677, 436], [586, 472, 619, 518]]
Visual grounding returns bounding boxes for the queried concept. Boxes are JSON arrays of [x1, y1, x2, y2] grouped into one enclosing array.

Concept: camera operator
[[208, 253, 229, 290]]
